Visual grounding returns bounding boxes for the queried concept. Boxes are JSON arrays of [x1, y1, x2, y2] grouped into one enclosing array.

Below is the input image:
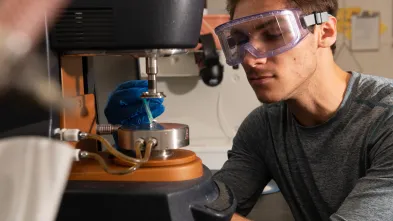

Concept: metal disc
[[140, 92, 166, 98], [117, 122, 189, 151]]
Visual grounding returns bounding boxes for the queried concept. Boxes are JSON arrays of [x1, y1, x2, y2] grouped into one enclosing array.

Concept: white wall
[[334, 0, 393, 78]]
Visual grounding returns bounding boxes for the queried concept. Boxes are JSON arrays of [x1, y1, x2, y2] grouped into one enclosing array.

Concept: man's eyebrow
[[254, 17, 284, 30], [230, 17, 285, 34]]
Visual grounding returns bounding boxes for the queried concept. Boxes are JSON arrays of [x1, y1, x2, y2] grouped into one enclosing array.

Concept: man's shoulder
[[354, 72, 393, 106]]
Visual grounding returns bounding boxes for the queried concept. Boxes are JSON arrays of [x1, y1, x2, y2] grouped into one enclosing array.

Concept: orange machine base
[[69, 149, 204, 182]]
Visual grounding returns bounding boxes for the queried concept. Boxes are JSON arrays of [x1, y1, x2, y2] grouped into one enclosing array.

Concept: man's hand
[[231, 213, 252, 221]]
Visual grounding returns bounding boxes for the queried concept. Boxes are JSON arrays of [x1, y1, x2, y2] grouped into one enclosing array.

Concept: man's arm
[[213, 107, 272, 218], [330, 113, 393, 221]]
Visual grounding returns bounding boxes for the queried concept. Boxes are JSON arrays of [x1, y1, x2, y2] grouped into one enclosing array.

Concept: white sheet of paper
[[351, 14, 380, 51]]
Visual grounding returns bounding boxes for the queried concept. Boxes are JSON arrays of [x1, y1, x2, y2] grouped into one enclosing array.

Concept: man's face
[[233, 0, 318, 103]]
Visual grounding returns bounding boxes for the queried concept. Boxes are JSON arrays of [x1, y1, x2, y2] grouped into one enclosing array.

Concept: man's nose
[[243, 50, 267, 67]]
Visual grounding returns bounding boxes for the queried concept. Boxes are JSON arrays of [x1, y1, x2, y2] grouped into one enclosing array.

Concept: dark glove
[[104, 80, 165, 147]]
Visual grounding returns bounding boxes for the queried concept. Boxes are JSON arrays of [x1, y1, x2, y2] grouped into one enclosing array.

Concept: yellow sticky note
[[380, 23, 387, 34]]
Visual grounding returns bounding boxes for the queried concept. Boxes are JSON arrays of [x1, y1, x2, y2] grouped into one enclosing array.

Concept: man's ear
[[318, 16, 337, 48]]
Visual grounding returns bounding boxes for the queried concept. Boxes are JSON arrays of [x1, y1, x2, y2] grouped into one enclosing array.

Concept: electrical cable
[[78, 136, 155, 175], [81, 133, 155, 165]]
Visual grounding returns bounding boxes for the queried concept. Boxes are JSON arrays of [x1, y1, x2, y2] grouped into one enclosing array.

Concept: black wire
[[44, 14, 54, 138]]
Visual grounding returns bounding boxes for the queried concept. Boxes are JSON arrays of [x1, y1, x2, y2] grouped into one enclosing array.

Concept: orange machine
[[58, 55, 203, 182], [50, 1, 234, 221]]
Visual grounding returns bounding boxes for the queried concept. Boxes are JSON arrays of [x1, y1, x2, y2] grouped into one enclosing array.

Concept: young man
[[210, 0, 393, 220]]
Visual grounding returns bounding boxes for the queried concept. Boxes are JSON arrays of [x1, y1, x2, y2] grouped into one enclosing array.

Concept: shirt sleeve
[[212, 107, 272, 217], [330, 111, 393, 221]]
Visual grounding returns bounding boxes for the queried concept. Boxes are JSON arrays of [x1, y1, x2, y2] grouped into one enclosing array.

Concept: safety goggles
[[214, 9, 330, 66]]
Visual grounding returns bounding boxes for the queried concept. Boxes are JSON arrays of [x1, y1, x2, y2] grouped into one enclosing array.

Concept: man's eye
[[233, 35, 249, 45], [261, 32, 283, 41]]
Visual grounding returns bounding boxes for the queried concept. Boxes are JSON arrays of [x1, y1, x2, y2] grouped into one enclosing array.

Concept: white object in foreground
[[0, 136, 76, 221]]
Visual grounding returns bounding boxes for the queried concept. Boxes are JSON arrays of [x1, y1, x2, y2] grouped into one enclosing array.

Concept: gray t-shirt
[[213, 71, 393, 221]]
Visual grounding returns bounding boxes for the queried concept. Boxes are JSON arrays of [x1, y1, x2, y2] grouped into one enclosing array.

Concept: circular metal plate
[[117, 123, 189, 151]]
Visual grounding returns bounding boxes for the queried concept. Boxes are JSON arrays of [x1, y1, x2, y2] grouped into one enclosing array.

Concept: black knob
[[198, 34, 224, 87], [201, 63, 224, 87]]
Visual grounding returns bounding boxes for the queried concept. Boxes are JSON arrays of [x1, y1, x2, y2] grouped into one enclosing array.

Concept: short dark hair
[[226, 0, 338, 54]]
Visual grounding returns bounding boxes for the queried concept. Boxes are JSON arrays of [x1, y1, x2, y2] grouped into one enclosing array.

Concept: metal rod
[[146, 56, 158, 94]]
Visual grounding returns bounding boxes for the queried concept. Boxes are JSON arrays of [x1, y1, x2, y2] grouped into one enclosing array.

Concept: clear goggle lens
[[215, 9, 329, 66]]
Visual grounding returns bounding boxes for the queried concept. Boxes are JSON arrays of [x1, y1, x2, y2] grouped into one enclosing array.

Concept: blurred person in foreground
[[0, 0, 70, 109]]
